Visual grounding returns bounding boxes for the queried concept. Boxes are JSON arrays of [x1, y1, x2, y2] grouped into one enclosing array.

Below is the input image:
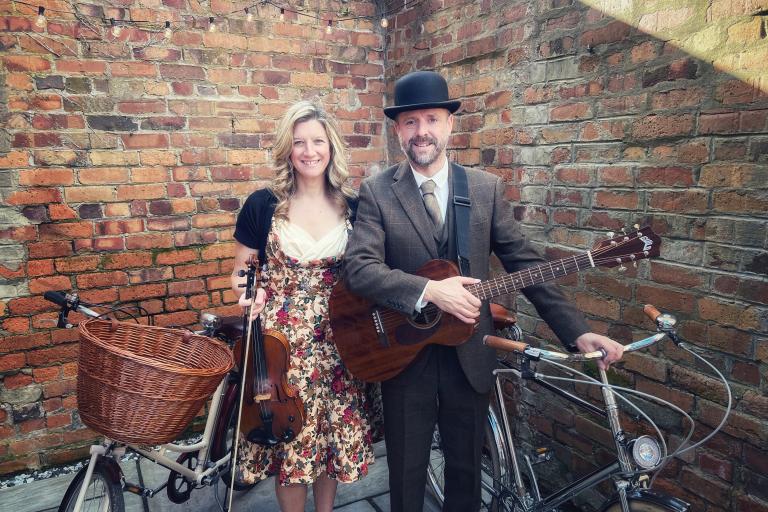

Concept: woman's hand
[[238, 288, 267, 319]]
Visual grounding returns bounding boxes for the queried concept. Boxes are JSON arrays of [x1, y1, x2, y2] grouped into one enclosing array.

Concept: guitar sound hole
[[409, 306, 442, 329]]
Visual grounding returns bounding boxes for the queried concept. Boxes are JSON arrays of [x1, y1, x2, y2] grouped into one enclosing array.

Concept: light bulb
[[110, 19, 121, 37], [279, 8, 285, 22], [245, 8, 253, 22], [208, 16, 216, 32], [35, 6, 46, 28], [380, 17, 388, 28], [164, 21, 172, 39]]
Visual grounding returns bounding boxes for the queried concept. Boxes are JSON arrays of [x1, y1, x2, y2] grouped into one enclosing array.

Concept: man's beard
[[401, 135, 446, 167]]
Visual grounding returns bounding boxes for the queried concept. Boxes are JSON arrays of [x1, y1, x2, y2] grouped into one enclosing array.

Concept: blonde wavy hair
[[269, 101, 356, 219]]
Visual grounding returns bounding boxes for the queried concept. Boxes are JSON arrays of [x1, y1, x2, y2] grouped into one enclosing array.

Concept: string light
[[10, 0, 429, 42], [110, 18, 121, 37], [35, 6, 45, 28]]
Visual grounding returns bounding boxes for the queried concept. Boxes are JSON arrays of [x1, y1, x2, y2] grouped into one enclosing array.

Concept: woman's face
[[290, 119, 331, 182]]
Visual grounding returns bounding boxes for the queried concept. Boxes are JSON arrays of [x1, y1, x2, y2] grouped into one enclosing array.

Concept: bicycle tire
[[427, 408, 504, 511], [58, 456, 125, 512], [600, 488, 690, 512], [211, 386, 257, 492], [601, 498, 687, 512]]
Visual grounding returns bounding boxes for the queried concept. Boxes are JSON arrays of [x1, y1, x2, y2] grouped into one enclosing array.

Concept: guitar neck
[[467, 251, 595, 301]]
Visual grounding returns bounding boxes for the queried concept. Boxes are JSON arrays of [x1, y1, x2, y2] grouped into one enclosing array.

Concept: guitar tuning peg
[[621, 227, 627, 235], [633, 223, 640, 230], [632, 261, 638, 268], [607, 231, 615, 239], [618, 264, 627, 272]]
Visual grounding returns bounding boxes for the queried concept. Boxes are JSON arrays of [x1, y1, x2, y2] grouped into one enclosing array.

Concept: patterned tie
[[420, 179, 443, 230]]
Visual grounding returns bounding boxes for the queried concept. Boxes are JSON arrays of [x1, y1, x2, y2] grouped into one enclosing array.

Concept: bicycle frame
[[491, 359, 643, 512], [71, 371, 235, 511]]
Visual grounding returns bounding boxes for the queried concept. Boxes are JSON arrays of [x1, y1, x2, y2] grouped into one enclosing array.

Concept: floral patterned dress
[[237, 218, 377, 486]]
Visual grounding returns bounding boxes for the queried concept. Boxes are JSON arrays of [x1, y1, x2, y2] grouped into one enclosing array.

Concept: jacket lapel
[[391, 162, 439, 258]]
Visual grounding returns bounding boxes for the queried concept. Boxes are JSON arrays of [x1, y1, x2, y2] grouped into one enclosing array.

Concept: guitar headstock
[[591, 226, 661, 268]]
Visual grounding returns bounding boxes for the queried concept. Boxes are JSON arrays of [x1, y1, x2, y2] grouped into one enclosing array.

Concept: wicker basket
[[77, 318, 234, 445]]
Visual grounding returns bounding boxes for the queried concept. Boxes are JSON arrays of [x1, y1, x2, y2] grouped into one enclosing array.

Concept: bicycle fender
[[95, 455, 124, 485], [600, 488, 690, 512]]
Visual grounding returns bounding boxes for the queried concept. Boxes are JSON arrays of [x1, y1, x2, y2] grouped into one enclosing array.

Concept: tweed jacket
[[343, 161, 590, 393]]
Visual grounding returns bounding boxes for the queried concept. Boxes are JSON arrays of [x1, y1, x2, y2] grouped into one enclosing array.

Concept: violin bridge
[[253, 393, 271, 401]]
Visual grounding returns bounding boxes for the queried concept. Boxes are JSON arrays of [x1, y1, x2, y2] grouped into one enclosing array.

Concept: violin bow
[[227, 254, 260, 511]]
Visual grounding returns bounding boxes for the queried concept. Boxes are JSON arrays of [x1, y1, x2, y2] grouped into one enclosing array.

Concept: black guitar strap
[[452, 165, 471, 276]]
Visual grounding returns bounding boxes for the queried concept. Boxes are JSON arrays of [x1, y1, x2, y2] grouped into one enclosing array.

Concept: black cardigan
[[233, 188, 358, 264]]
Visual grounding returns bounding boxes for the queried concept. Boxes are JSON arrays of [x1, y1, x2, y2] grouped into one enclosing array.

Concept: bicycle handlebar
[[44, 291, 100, 327], [483, 303, 672, 362]]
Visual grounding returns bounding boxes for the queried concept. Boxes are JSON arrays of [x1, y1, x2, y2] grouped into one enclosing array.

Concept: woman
[[230, 101, 376, 511]]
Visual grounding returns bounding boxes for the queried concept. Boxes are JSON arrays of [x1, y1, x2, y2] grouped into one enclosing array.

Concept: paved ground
[[0, 441, 442, 511]]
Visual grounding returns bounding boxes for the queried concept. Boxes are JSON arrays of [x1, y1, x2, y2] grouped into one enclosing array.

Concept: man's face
[[394, 108, 454, 172]]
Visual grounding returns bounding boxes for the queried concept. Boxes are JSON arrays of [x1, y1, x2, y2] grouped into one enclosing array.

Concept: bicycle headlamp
[[631, 436, 661, 469]]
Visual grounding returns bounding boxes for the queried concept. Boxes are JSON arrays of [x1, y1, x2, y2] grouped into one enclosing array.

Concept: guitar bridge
[[371, 309, 389, 348]]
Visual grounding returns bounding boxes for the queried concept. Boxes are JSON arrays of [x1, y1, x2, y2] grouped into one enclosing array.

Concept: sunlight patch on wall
[[580, 0, 768, 93]]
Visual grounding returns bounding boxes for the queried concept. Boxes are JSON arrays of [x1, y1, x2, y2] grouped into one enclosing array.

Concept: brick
[[27, 344, 79, 366], [102, 251, 152, 269], [637, 166, 695, 187], [18, 169, 74, 186], [0, 353, 26, 372], [7, 188, 62, 206], [631, 114, 694, 141], [648, 190, 708, 213], [3, 55, 51, 71], [76, 271, 128, 289], [118, 283, 166, 302], [28, 241, 72, 259], [121, 133, 169, 149], [28, 275, 72, 294]]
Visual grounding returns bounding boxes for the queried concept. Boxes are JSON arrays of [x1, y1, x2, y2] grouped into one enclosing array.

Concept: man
[[343, 70, 624, 511]]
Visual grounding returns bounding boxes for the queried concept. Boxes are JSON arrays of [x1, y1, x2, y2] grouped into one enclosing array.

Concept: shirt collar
[[411, 159, 449, 190]]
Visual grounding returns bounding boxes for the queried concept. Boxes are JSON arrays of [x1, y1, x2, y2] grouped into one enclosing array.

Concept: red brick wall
[[0, 0, 386, 473], [382, 0, 767, 510]]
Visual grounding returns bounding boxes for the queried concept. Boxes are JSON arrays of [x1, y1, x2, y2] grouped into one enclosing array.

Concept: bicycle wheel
[[427, 407, 504, 511], [211, 387, 257, 491], [601, 489, 689, 512], [58, 456, 125, 512], [602, 499, 686, 511]]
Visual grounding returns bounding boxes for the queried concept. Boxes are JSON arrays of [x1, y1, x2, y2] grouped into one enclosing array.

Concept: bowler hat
[[383, 71, 461, 120]]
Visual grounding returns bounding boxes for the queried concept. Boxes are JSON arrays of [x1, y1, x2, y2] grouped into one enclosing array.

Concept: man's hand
[[238, 288, 267, 320], [424, 276, 481, 324], [574, 333, 624, 370]]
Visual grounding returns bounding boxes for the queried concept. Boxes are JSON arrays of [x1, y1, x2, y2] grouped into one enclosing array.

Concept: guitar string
[[373, 237, 651, 327]]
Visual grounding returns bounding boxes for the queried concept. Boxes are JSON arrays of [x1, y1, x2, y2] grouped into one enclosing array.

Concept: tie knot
[[420, 179, 437, 194]]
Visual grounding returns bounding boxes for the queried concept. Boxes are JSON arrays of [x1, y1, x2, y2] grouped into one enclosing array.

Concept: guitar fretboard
[[466, 252, 594, 300]]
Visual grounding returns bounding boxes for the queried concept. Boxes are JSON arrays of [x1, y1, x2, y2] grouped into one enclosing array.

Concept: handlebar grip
[[483, 335, 528, 353], [643, 304, 662, 322], [44, 291, 68, 307]]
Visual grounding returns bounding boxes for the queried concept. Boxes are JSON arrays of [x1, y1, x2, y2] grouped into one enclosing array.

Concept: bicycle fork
[[599, 368, 633, 512]]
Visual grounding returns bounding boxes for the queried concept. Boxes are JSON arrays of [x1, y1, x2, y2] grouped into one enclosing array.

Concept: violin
[[235, 254, 305, 446]]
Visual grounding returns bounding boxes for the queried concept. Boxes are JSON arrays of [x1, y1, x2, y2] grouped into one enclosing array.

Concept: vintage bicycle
[[44, 291, 257, 512], [427, 304, 732, 511]]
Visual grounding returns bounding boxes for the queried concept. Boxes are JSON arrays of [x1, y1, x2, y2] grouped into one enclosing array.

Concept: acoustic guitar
[[329, 226, 661, 382]]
